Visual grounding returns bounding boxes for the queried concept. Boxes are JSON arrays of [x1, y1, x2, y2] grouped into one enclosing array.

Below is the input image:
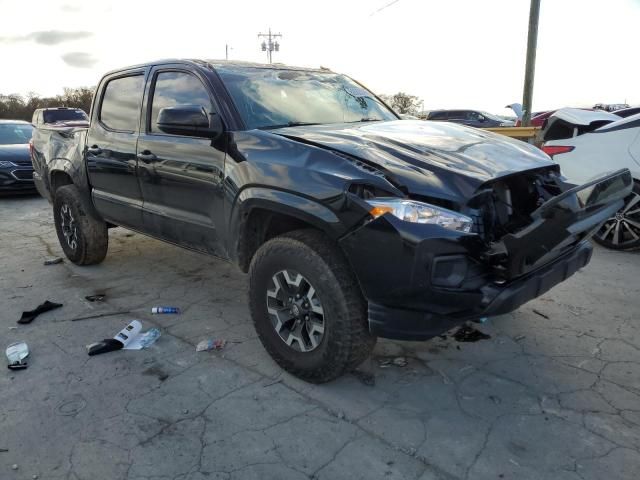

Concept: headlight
[[0, 161, 17, 168], [367, 198, 473, 233]]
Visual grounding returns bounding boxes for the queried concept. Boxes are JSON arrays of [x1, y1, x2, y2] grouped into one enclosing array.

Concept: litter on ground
[[18, 300, 62, 324]]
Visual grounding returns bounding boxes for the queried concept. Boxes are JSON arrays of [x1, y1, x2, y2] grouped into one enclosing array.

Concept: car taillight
[[542, 145, 574, 158]]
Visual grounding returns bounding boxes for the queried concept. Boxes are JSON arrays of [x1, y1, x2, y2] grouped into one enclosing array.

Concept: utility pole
[[225, 44, 232, 60], [521, 0, 541, 127], [258, 28, 282, 64]]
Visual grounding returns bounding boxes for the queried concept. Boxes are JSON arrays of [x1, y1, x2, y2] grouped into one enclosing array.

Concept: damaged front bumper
[[339, 168, 632, 341]]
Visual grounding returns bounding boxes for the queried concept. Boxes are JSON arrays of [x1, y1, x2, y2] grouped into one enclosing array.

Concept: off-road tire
[[249, 229, 376, 383], [593, 180, 640, 251], [53, 184, 108, 265]]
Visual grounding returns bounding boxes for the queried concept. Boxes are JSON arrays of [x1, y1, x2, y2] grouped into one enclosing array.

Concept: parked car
[[542, 108, 640, 250], [0, 120, 35, 193], [426, 109, 514, 127], [32, 60, 631, 382], [611, 106, 640, 118], [593, 103, 629, 112], [32, 107, 89, 128], [515, 110, 555, 127]]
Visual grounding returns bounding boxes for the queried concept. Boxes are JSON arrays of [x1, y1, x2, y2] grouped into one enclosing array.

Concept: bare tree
[[0, 87, 95, 121], [380, 92, 422, 115]]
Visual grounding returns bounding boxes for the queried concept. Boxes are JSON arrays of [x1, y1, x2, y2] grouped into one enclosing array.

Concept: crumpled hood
[[272, 120, 554, 202], [0, 144, 31, 166]]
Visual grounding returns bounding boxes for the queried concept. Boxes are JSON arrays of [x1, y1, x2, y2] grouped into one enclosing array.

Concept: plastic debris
[[473, 316, 489, 324], [196, 339, 226, 352], [393, 356, 408, 367], [18, 300, 63, 324], [6, 342, 30, 370], [151, 306, 180, 314], [87, 320, 160, 356], [133, 329, 161, 349], [377, 356, 408, 368], [85, 294, 106, 302], [43, 257, 63, 265], [453, 325, 491, 342]]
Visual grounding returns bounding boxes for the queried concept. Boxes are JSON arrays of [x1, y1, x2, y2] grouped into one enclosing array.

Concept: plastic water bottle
[[138, 328, 161, 349], [151, 307, 179, 314]]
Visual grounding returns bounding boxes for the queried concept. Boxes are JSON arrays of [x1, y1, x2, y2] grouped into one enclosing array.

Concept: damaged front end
[[340, 167, 632, 340], [472, 167, 631, 280]]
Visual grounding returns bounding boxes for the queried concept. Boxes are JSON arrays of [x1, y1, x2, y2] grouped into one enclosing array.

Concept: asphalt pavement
[[1, 194, 639, 480]]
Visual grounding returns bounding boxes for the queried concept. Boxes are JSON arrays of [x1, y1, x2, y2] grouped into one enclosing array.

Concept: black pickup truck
[[31, 59, 631, 382]]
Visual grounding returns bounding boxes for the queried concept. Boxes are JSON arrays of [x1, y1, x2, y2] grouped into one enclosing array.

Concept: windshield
[[216, 66, 397, 129], [0, 123, 33, 145], [43, 109, 88, 123]]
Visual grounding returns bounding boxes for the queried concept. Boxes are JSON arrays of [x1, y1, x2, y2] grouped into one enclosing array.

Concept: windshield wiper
[[260, 121, 323, 130], [348, 118, 383, 123]]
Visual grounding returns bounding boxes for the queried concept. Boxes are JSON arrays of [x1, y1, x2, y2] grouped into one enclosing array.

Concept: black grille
[[12, 169, 33, 180]]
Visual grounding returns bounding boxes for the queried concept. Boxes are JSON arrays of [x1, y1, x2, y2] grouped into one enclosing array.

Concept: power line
[[369, 0, 402, 17]]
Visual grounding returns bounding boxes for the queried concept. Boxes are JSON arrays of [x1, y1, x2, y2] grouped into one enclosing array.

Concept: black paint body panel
[[30, 59, 633, 341]]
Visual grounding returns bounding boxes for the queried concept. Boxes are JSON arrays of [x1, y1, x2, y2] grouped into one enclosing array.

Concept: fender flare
[[228, 187, 343, 264]]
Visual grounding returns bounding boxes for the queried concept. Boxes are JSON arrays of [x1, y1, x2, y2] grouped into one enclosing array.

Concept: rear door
[[448, 110, 472, 126], [136, 65, 227, 256], [86, 69, 147, 227]]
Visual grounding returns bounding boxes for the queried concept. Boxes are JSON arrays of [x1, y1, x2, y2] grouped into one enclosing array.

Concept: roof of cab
[[103, 58, 332, 76]]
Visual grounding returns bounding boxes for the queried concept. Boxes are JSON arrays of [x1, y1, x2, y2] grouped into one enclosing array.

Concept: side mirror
[[156, 105, 222, 138]]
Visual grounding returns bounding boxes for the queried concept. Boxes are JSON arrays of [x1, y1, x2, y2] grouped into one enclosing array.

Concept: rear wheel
[[53, 185, 108, 265], [593, 180, 640, 250], [249, 229, 376, 383]]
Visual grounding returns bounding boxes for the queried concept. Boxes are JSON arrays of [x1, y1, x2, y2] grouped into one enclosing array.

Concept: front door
[[136, 66, 227, 257], [86, 71, 146, 227]]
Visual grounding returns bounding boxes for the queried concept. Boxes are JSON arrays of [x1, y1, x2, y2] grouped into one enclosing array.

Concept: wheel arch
[[230, 187, 343, 272], [49, 159, 104, 221]]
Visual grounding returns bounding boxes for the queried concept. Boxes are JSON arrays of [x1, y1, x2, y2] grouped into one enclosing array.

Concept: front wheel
[[53, 185, 109, 265], [249, 229, 376, 383], [593, 180, 640, 250]]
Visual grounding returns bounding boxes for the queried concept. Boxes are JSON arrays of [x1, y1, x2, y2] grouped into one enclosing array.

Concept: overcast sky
[[1, 0, 638, 116]]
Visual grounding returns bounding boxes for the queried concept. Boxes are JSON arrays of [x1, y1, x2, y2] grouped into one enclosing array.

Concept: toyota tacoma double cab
[[31, 59, 632, 382]]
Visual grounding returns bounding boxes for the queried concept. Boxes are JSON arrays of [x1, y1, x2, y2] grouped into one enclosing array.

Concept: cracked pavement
[[1, 195, 639, 480]]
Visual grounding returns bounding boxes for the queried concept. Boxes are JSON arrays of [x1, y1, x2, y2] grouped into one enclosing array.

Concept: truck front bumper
[[339, 214, 593, 341], [339, 168, 631, 341]]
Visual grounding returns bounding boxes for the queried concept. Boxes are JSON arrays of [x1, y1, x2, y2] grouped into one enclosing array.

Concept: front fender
[[227, 187, 344, 264]]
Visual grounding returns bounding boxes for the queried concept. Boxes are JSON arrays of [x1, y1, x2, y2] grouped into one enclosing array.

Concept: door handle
[[137, 151, 157, 163], [87, 145, 102, 155]]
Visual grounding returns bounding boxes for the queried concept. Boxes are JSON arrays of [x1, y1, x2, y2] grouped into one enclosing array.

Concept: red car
[[515, 110, 555, 127]]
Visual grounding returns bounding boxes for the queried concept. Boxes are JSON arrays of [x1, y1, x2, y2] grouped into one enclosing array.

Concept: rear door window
[[449, 111, 467, 120], [99, 75, 145, 132]]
